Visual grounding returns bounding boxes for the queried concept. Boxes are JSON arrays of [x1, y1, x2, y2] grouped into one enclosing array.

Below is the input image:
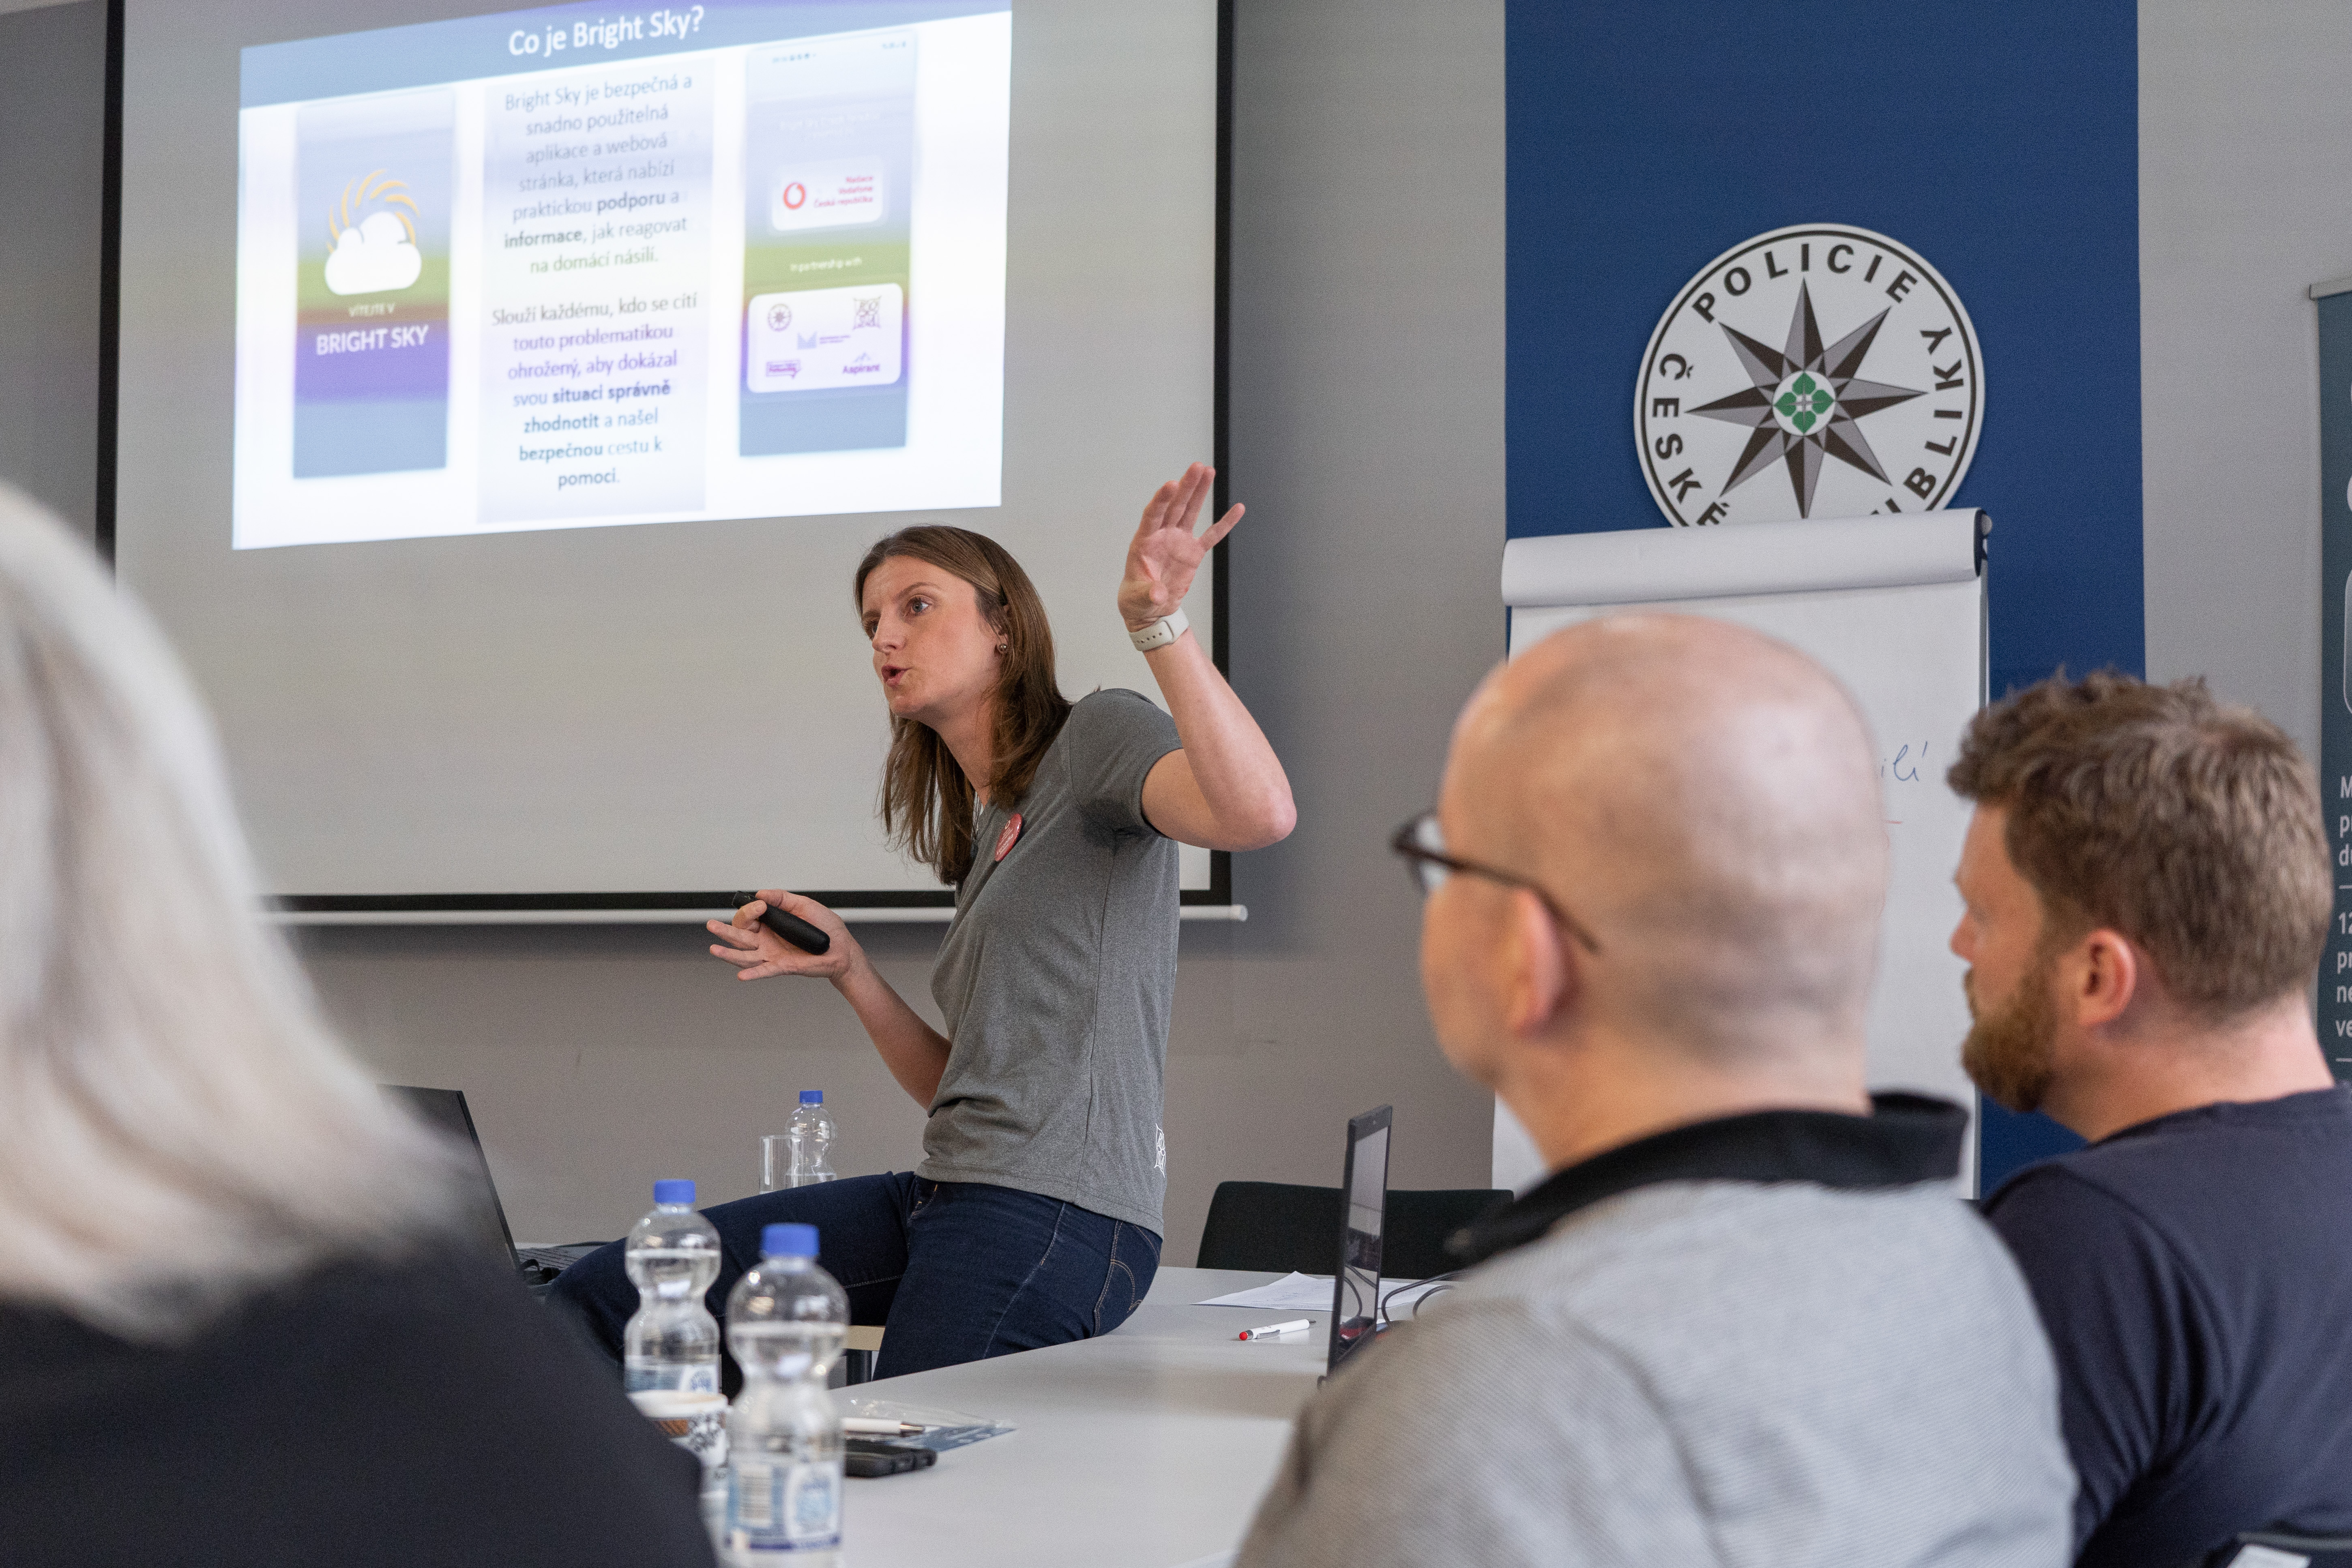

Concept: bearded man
[[1951, 671, 2352, 1567]]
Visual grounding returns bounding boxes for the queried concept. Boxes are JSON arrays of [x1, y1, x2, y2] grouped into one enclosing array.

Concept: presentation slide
[[234, 2, 1008, 549], [117, 0, 1219, 903]]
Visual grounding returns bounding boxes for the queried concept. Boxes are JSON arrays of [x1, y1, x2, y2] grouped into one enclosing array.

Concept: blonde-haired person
[[0, 488, 715, 1568], [553, 465, 1294, 1378]]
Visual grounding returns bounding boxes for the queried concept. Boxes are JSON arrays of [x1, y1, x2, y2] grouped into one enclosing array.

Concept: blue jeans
[[549, 1173, 1161, 1387]]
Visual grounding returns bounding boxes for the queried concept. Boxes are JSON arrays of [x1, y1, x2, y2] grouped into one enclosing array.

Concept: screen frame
[[95, 0, 1235, 916], [378, 1084, 517, 1263], [1326, 1102, 1393, 1377]]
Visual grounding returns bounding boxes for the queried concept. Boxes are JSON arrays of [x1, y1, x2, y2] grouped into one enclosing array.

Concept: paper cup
[[629, 1388, 730, 1471]]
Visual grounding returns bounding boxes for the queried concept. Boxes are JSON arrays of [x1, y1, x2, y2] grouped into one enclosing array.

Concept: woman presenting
[[553, 465, 1293, 1379]]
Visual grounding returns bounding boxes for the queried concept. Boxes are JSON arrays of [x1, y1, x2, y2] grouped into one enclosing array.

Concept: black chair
[[1195, 1181, 1510, 1283], [2200, 1532, 2352, 1568]]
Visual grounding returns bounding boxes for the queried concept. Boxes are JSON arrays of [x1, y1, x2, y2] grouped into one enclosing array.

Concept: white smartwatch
[[1129, 605, 1189, 653]]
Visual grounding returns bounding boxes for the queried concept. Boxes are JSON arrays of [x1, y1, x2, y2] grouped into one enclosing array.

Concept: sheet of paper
[[1193, 1270, 1454, 1315]]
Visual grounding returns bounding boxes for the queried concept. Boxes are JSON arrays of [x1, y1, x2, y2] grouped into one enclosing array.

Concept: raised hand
[[1118, 462, 1243, 632], [707, 890, 855, 982]]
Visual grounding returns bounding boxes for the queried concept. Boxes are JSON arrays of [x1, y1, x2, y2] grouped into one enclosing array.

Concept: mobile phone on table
[[843, 1438, 936, 1478]]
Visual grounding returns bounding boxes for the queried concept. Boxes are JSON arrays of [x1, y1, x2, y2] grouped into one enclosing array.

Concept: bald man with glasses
[[1234, 615, 2073, 1568]]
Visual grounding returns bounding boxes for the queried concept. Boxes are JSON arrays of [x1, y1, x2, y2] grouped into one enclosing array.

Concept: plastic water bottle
[[725, 1223, 848, 1563], [785, 1091, 837, 1186], [623, 1179, 722, 1396]]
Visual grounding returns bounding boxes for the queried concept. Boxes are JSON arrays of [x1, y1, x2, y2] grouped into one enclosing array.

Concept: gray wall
[[16, 0, 2352, 1251], [19, 0, 2352, 1251], [2139, 0, 2351, 759], [0, 0, 104, 535], [0, 0, 1507, 1257]]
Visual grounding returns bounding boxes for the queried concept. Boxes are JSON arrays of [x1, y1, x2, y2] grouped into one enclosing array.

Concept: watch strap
[[1130, 605, 1189, 653]]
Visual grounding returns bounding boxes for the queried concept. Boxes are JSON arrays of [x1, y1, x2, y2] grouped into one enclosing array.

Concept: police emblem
[[1635, 224, 1983, 526]]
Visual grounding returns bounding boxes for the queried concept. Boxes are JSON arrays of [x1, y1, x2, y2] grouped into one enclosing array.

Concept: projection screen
[[112, 0, 1225, 913]]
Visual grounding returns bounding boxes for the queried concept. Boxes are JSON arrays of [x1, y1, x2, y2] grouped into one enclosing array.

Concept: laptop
[[379, 1085, 604, 1289], [1327, 1103, 1394, 1377]]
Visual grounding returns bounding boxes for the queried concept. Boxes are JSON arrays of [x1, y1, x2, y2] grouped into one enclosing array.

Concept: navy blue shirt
[[1984, 1086, 2352, 1567]]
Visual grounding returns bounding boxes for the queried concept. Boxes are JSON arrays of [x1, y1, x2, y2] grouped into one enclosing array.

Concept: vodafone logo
[[768, 165, 886, 233]]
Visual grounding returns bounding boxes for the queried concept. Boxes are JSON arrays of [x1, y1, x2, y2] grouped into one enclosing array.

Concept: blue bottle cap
[[762, 1222, 819, 1258], [799, 1090, 824, 1105], [652, 1178, 695, 1206]]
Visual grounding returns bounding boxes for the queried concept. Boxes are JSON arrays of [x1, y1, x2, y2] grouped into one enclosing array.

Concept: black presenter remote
[[730, 891, 833, 956]]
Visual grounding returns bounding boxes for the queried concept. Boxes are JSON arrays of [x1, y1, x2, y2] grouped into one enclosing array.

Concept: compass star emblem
[[1634, 225, 1983, 527], [1689, 280, 1924, 519]]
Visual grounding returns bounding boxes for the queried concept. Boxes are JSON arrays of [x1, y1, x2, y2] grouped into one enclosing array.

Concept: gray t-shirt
[[921, 689, 1182, 1233], [1235, 1180, 2073, 1567]]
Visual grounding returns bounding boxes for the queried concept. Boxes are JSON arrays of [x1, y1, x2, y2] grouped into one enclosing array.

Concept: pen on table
[[841, 1417, 926, 1435], [1238, 1319, 1312, 1341]]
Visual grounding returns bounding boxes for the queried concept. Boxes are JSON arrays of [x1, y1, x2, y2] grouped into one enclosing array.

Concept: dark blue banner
[[2315, 287, 2352, 1082], [1505, 0, 2141, 1188], [1505, 0, 2141, 702]]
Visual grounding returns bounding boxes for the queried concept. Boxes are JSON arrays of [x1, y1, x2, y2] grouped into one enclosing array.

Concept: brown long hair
[[854, 526, 1070, 885]]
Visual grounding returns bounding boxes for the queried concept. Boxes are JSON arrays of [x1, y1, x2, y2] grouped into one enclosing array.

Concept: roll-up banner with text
[[2312, 281, 2352, 1081]]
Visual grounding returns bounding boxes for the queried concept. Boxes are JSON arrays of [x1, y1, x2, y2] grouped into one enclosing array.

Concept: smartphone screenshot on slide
[[232, 0, 1009, 550], [740, 31, 914, 458], [294, 91, 454, 478]]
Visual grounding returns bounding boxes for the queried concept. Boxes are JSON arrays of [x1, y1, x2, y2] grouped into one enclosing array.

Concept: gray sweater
[[1235, 1099, 2075, 1568]]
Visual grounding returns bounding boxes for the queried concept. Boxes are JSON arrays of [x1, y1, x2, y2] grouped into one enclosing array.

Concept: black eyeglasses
[[1388, 811, 1602, 955]]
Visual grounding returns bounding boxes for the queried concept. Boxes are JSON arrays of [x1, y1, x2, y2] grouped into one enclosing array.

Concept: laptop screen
[[380, 1084, 517, 1266], [1328, 1104, 1393, 1375]]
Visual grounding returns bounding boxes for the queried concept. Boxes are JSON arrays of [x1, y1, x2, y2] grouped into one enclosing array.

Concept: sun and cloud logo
[[323, 170, 423, 296]]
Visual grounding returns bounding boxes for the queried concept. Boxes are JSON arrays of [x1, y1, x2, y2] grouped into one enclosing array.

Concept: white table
[[825, 1267, 1324, 1568]]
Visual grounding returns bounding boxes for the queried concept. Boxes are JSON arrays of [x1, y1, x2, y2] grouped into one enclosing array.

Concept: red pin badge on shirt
[[994, 813, 1024, 863]]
